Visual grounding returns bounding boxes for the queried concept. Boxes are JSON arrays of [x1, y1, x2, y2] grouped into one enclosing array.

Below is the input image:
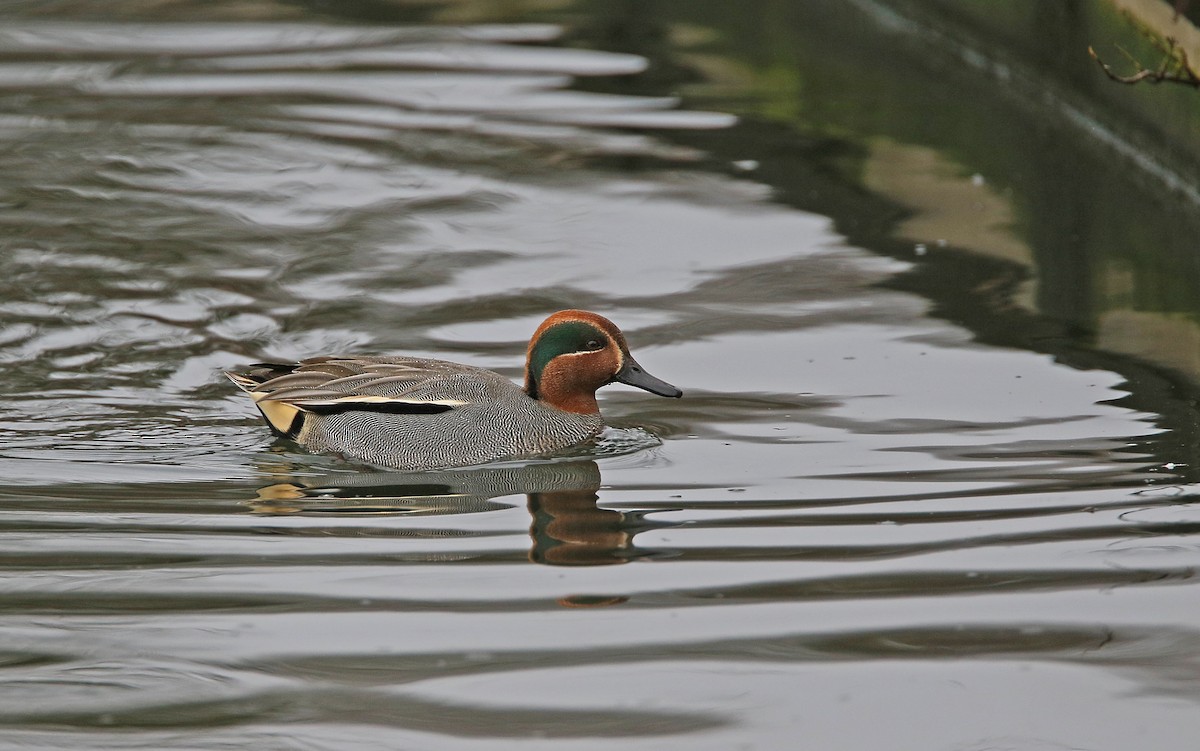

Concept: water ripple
[[0, 6, 1197, 750]]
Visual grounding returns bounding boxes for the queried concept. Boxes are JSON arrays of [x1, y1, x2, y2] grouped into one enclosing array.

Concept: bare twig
[[1089, 35, 1200, 88]]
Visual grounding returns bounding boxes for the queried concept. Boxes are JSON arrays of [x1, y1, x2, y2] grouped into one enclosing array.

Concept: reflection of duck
[[250, 460, 652, 568], [227, 310, 681, 470], [528, 487, 635, 567]]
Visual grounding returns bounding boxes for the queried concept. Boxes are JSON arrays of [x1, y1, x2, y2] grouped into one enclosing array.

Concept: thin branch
[[1089, 36, 1200, 88]]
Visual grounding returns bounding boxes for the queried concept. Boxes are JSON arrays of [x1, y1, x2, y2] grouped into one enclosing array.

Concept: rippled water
[[2, 2, 1199, 749]]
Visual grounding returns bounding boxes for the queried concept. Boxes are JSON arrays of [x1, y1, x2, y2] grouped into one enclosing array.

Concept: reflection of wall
[[917, 0, 1200, 172], [862, 138, 1037, 312], [1098, 310, 1200, 381], [624, 0, 1200, 382]]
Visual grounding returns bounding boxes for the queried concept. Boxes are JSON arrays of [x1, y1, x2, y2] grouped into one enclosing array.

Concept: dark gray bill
[[615, 358, 682, 398]]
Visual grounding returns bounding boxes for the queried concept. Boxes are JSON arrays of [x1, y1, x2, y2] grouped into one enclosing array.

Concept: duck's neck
[[526, 373, 600, 415], [539, 388, 599, 415]]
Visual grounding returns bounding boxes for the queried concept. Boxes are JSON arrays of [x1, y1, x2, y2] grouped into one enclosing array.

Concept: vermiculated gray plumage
[[229, 356, 602, 469]]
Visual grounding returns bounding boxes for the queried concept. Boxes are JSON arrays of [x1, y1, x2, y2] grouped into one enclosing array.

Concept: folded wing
[[225, 357, 479, 438]]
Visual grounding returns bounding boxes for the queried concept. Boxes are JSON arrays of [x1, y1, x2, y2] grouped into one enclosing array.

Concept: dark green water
[[2, 1, 1199, 748]]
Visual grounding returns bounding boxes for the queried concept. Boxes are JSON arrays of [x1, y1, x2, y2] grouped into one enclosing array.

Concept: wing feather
[[226, 357, 500, 422]]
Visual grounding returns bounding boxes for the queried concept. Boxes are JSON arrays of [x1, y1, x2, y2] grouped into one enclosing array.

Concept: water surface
[[2, 2, 1199, 749]]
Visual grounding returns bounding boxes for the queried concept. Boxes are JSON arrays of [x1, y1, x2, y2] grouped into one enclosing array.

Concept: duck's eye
[[584, 339, 604, 351]]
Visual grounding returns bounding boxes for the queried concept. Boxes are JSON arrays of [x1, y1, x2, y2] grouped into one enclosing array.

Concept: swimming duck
[[225, 309, 681, 469]]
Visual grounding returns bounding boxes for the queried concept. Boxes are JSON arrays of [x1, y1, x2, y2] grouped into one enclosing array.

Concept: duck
[[225, 309, 681, 470]]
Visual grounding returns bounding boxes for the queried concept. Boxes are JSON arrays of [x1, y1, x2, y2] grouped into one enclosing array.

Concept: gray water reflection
[[1, 3, 1200, 750]]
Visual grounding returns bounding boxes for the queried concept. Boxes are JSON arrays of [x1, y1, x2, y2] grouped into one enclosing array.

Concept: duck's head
[[524, 310, 682, 414]]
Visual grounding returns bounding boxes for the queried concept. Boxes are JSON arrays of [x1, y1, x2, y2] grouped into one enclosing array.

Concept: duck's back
[[230, 356, 603, 469]]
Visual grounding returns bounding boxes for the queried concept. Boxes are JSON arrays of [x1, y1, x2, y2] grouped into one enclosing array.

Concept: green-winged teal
[[226, 310, 682, 469]]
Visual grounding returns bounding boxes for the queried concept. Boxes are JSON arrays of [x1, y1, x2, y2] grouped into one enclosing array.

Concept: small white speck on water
[[914, 243, 927, 256]]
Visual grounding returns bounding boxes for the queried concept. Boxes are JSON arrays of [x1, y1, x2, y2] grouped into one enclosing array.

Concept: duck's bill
[[615, 359, 683, 398]]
